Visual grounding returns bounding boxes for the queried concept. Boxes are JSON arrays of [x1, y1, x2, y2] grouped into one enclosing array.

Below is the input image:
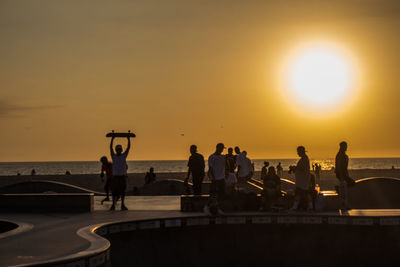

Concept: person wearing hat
[[109, 136, 130, 211], [290, 146, 313, 211], [335, 141, 353, 210]]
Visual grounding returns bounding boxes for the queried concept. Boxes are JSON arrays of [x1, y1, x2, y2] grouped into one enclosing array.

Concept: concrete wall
[[0, 193, 94, 213], [102, 216, 400, 267]]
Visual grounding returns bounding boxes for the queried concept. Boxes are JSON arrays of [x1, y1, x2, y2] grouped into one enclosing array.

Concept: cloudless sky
[[1, 0, 400, 161]]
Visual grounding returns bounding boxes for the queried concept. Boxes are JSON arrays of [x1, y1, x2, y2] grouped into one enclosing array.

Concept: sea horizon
[[1, 157, 400, 176]]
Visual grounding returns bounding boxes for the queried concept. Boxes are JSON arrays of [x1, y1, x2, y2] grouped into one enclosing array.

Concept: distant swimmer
[[100, 156, 113, 204], [186, 145, 205, 195], [109, 136, 131, 211], [335, 141, 355, 211], [290, 146, 313, 212]]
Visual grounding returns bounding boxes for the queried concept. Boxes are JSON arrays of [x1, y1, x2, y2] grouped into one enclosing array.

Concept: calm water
[[1, 158, 400, 176]]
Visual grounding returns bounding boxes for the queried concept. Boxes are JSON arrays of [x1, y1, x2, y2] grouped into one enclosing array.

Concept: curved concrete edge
[[355, 177, 400, 183], [10, 211, 400, 267], [0, 180, 105, 196], [13, 224, 111, 267], [94, 213, 400, 239], [0, 219, 34, 240]]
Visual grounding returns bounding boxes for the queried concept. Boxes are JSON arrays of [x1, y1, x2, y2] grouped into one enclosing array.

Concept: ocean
[[1, 158, 400, 176]]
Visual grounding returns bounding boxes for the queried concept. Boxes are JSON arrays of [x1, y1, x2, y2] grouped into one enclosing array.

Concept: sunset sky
[[1, 0, 400, 161]]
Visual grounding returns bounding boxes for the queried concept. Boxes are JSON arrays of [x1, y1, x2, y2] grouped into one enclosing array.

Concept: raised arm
[[124, 137, 131, 155], [110, 137, 115, 156]]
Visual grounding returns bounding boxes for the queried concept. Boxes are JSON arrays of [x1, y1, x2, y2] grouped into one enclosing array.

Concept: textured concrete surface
[[1, 196, 400, 266]]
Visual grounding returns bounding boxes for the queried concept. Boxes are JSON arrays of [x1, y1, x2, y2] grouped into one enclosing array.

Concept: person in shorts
[[100, 156, 113, 204], [236, 151, 253, 185], [290, 146, 313, 211], [185, 145, 205, 195], [225, 147, 237, 194], [335, 141, 354, 211], [110, 136, 130, 211], [204, 143, 226, 215]]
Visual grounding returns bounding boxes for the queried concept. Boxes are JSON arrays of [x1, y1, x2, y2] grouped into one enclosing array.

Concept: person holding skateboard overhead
[[110, 135, 130, 211]]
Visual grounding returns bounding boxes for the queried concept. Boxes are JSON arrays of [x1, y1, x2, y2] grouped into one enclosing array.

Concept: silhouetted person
[[110, 136, 130, 211], [31, 169, 36, 176], [145, 167, 156, 184], [237, 151, 253, 185], [205, 143, 226, 215], [100, 156, 113, 203], [290, 146, 313, 211], [335, 141, 353, 210], [315, 163, 321, 184], [276, 162, 283, 177], [65, 170, 71, 175], [234, 146, 244, 164], [185, 145, 205, 195], [261, 161, 269, 180], [261, 166, 281, 210], [17, 172, 21, 176], [225, 147, 237, 194]]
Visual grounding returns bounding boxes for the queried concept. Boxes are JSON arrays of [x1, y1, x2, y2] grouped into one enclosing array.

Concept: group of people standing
[[185, 144, 254, 198], [100, 137, 353, 212], [288, 141, 353, 211], [186, 141, 353, 213]]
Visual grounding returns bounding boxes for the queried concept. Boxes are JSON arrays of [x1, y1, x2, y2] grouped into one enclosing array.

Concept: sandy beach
[[1, 169, 400, 193]]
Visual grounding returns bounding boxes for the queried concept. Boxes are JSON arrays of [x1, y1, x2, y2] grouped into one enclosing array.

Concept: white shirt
[[208, 153, 226, 180], [112, 154, 128, 176], [237, 155, 252, 177]]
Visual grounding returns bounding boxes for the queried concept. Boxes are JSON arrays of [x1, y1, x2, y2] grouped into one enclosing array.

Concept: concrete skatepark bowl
[[2, 177, 400, 266], [99, 215, 400, 267]]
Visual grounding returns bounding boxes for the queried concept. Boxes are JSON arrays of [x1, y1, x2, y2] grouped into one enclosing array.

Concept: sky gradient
[[1, 0, 400, 161]]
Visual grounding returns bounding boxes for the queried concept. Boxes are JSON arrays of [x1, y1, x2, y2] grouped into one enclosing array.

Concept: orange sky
[[1, 0, 400, 161]]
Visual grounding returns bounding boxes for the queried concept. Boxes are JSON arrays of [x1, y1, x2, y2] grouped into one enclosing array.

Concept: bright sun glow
[[286, 46, 355, 111]]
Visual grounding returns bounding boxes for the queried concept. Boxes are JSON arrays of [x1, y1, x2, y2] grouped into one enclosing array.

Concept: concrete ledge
[[181, 194, 341, 212], [97, 214, 400, 267], [16, 224, 111, 267], [349, 177, 400, 208], [9, 211, 400, 267], [0, 180, 104, 195], [0, 219, 33, 239], [0, 193, 94, 213]]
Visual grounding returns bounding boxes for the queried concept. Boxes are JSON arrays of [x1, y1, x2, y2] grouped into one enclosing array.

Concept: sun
[[285, 45, 356, 111]]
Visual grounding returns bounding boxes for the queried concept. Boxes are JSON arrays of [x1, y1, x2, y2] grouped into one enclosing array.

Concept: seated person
[[261, 166, 281, 210]]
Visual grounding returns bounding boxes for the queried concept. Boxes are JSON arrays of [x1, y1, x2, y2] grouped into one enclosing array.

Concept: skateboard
[[106, 130, 136, 138]]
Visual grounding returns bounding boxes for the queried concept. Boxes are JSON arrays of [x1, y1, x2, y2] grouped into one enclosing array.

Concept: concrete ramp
[[348, 177, 400, 209], [0, 180, 104, 195], [138, 179, 192, 195]]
